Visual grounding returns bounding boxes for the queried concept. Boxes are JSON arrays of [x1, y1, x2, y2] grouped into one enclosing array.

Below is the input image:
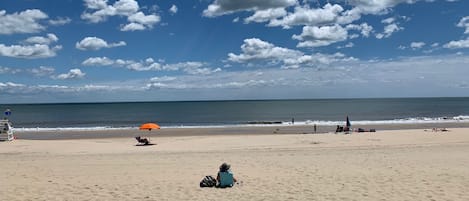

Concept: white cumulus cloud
[[202, 0, 425, 48], [82, 57, 221, 75], [244, 8, 287, 24], [410, 42, 426, 49], [169, 5, 178, 14], [444, 38, 469, 49], [54, 68, 86, 80], [374, 16, 406, 39], [30, 66, 56, 77], [0, 44, 62, 59], [228, 38, 356, 68], [48, 17, 72, 26], [293, 24, 349, 47], [81, 0, 160, 31], [348, 0, 410, 15], [76, 37, 126, 51], [457, 16, 469, 34], [203, 0, 297, 17], [0, 9, 48, 34], [444, 16, 469, 49], [23, 33, 58, 45], [0, 33, 61, 59], [268, 4, 344, 28]]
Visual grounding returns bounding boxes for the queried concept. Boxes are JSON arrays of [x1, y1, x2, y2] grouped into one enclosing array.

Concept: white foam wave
[[13, 126, 136, 132]]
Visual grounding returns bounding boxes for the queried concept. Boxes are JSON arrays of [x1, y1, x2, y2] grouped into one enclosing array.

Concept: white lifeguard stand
[[0, 119, 14, 141]]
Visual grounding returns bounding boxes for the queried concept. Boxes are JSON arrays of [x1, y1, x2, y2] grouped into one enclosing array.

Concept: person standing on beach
[[314, 124, 317, 133]]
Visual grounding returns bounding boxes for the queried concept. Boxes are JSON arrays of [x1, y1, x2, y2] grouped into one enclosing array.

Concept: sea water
[[1, 97, 469, 131]]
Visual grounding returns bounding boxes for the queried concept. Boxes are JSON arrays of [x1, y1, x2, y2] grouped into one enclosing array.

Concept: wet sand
[[12, 122, 469, 140]]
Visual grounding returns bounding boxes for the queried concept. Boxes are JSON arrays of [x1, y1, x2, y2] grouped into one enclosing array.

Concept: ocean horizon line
[[2, 96, 469, 105]]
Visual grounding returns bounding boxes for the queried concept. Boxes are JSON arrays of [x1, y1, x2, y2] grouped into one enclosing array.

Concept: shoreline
[[11, 122, 469, 140]]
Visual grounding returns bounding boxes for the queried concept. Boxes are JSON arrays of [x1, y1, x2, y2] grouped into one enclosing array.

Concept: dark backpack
[[200, 175, 217, 187]]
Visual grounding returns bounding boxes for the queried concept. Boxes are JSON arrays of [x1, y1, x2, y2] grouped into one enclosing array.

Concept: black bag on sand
[[200, 175, 217, 187]]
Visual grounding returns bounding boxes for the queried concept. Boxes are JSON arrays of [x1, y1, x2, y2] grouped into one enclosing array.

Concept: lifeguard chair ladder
[[0, 119, 14, 141]]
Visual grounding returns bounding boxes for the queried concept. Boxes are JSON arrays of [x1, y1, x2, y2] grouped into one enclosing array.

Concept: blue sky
[[1, 0, 469, 103]]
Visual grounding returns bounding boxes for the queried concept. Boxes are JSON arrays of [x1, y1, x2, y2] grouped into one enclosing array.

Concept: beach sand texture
[[1, 128, 469, 201]]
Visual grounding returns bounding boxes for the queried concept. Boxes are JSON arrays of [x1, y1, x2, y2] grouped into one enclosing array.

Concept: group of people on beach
[[431, 128, 449, 132]]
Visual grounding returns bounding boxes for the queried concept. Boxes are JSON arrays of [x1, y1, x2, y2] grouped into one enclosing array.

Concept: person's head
[[219, 162, 230, 172]]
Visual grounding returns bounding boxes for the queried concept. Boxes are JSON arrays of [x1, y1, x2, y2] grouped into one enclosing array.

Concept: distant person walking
[[314, 124, 317, 133]]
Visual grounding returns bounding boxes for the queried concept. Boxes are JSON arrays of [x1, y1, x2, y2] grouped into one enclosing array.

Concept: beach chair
[[135, 136, 151, 146]]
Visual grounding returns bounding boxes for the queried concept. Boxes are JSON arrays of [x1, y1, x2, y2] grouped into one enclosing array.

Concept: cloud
[[0, 44, 62, 59], [29, 66, 55, 77], [48, 17, 72, 26], [457, 16, 469, 34], [169, 5, 178, 14], [121, 11, 160, 31], [120, 23, 146, 31], [337, 42, 355, 49], [0, 82, 126, 95], [444, 16, 469, 49], [346, 23, 373, 37], [54, 68, 86, 80], [0, 82, 27, 94], [82, 56, 115, 66], [381, 17, 396, 24], [292, 24, 349, 47], [347, 0, 413, 15], [4, 54, 469, 101], [444, 37, 469, 49], [203, 0, 419, 27], [148, 54, 469, 92], [0, 9, 48, 34], [81, 0, 160, 31], [410, 42, 426, 49], [268, 4, 344, 28], [203, 0, 297, 17], [375, 17, 404, 39], [163, 62, 222, 75], [202, 1, 416, 48], [82, 57, 221, 75], [150, 76, 177, 82], [76, 37, 126, 51], [228, 38, 356, 68], [0, 66, 22, 74], [145, 71, 280, 90], [23, 33, 58, 45], [244, 8, 287, 24], [228, 38, 302, 63]]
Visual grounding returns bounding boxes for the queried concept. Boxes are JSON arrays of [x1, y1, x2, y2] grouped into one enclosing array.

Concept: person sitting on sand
[[217, 162, 237, 188]]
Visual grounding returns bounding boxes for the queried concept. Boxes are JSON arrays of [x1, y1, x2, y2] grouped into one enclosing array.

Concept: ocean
[[2, 97, 469, 131]]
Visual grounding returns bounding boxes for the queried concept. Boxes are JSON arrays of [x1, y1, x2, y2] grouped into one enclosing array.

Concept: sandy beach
[[1, 127, 469, 201]]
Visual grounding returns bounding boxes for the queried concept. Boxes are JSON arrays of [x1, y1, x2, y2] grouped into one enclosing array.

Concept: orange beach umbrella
[[139, 123, 160, 131]]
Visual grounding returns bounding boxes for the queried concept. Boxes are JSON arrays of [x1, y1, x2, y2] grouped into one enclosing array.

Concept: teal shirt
[[218, 170, 234, 187]]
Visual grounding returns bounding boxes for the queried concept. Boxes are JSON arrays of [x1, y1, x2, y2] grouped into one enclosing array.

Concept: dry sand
[[1, 128, 469, 201]]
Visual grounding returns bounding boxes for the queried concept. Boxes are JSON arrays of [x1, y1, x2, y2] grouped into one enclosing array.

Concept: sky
[[1, 0, 469, 103]]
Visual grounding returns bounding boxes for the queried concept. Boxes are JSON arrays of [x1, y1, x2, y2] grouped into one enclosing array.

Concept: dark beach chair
[[135, 136, 151, 145]]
